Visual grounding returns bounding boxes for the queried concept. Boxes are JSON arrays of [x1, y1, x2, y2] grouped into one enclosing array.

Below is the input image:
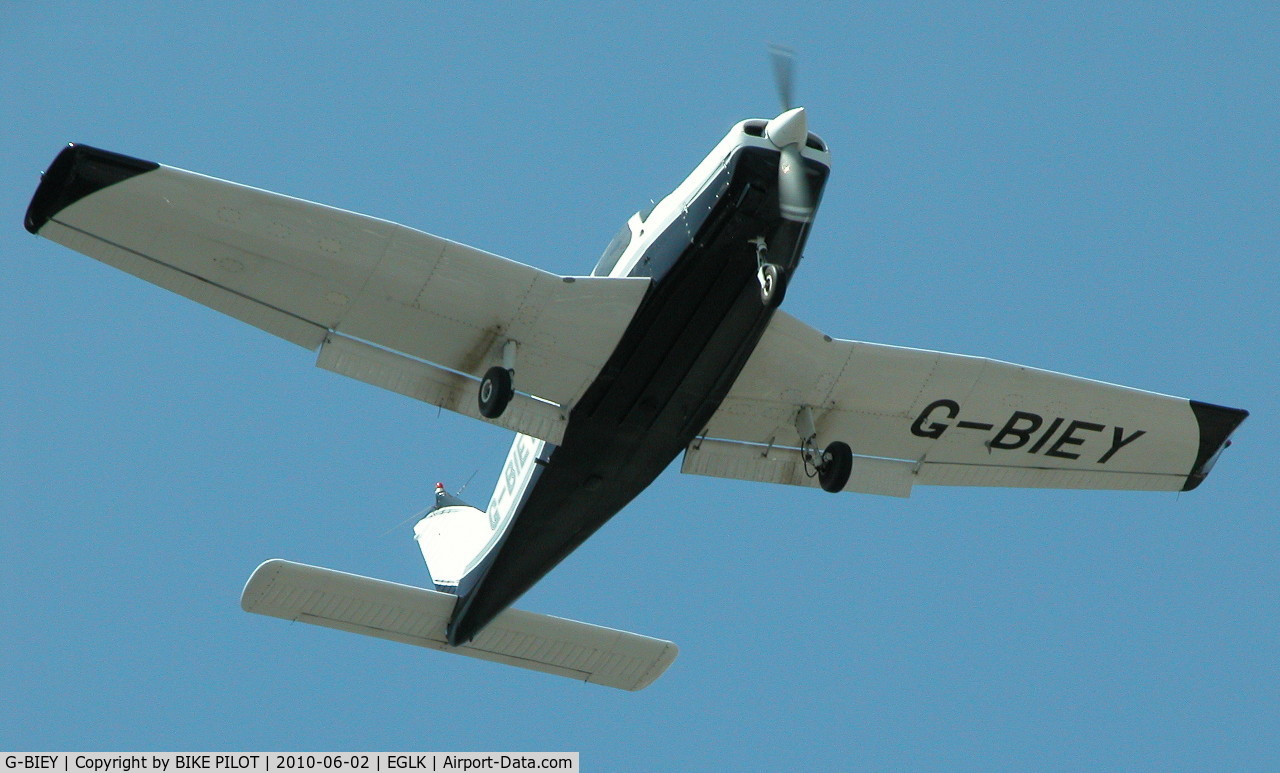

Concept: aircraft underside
[[448, 147, 829, 644], [26, 88, 1245, 689]]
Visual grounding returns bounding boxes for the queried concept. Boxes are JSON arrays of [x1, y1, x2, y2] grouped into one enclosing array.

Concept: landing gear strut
[[796, 406, 853, 493], [750, 237, 786, 308], [478, 341, 518, 419]]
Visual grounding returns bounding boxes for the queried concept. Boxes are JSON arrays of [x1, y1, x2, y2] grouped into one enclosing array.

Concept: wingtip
[[1182, 401, 1249, 491], [25, 143, 159, 235], [241, 558, 292, 611], [626, 641, 680, 691]]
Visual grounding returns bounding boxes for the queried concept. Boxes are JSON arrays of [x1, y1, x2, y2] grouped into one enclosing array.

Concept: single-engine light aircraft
[[25, 62, 1246, 690]]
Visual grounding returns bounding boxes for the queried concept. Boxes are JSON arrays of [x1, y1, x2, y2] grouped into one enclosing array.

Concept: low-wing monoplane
[[25, 59, 1247, 690]]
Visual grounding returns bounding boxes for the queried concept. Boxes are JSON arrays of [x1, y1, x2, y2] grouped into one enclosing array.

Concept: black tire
[[818, 441, 853, 493], [760, 263, 786, 308], [478, 366, 514, 419]]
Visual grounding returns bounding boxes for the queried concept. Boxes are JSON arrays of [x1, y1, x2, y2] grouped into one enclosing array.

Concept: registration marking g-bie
[[911, 398, 1147, 464]]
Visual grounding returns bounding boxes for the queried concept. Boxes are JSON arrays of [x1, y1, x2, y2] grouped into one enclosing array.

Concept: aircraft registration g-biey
[[25, 65, 1247, 691]]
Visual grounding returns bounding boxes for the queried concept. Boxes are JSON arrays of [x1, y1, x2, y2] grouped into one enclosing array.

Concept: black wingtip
[[25, 143, 159, 235], [1182, 401, 1249, 491]]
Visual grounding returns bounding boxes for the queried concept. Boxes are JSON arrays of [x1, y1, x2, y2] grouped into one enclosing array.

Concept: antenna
[[379, 503, 432, 538], [456, 469, 479, 497]]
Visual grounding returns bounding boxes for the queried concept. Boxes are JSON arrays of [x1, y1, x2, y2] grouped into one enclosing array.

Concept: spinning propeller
[[769, 43, 796, 113], [766, 45, 813, 223]]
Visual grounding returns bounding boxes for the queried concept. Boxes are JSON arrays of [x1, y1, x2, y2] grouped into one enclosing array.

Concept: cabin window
[[592, 222, 632, 277]]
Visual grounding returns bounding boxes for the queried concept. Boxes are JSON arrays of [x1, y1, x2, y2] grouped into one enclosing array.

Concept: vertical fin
[[414, 435, 551, 599]]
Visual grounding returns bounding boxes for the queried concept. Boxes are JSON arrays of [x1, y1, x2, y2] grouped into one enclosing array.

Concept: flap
[[316, 333, 569, 444], [682, 437, 915, 497]]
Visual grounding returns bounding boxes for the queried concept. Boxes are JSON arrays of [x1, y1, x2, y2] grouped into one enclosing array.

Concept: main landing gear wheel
[[759, 263, 786, 308], [817, 441, 853, 493], [478, 366, 514, 419]]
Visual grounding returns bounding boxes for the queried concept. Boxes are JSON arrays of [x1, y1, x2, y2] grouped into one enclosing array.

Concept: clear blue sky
[[3, 3, 1275, 769]]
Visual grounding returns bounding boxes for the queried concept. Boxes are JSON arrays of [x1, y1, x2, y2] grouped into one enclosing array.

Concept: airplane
[[24, 57, 1247, 691]]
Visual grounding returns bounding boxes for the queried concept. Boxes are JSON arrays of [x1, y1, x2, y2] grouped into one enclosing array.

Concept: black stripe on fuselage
[[448, 146, 829, 645]]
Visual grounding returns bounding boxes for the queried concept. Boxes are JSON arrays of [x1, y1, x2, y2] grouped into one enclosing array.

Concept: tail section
[[414, 432, 545, 601], [241, 559, 677, 690], [413, 483, 491, 593], [414, 433, 550, 599], [240, 436, 677, 687]]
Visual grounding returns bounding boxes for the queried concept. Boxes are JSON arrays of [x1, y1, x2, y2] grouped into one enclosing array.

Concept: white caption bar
[[0, 755, 578, 773]]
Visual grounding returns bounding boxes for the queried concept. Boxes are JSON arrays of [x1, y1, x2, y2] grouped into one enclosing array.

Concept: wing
[[26, 144, 649, 444], [242, 559, 677, 691], [688, 310, 1247, 496]]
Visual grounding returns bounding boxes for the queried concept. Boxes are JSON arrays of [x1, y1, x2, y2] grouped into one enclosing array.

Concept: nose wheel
[[750, 237, 787, 309], [759, 263, 785, 308]]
